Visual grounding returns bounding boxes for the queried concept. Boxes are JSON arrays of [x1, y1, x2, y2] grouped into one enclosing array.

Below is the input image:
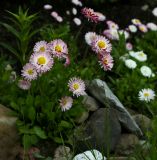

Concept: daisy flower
[[85, 32, 97, 45], [131, 18, 142, 26], [73, 18, 82, 26], [118, 30, 130, 39], [18, 79, 31, 90], [56, 16, 63, 22], [125, 59, 137, 69], [59, 96, 73, 112], [72, 8, 77, 15], [128, 25, 137, 33], [48, 39, 68, 59], [126, 42, 133, 51], [30, 52, 53, 73], [43, 4, 52, 10], [51, 11, 58, 18], [95, 12, 106, 21], [99, 54, 114, 71], [91, 35, 112, 54], [103, 29, 119, 40], [138, 24, 148, 33], [81, 7, 99, 23], [71, 0, 82, 6], [140, 66, 152, 78], [134, 51, 147, 62], [152, 7, 157, 17], [68, 77, 86, 97], [21, 63, 37, 81], [138, 88, 155, 102], [106, 20, 119, 30], [33, 41, 48, 53], [147, 22, 157, 31]]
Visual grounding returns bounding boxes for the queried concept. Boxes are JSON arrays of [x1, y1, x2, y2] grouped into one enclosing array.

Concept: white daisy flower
[[43, 4, 52, 10], [129, 51, 136, 58], [152, 7, 157, 17], [72, 8, 77, 15], [59, 96, 73, 112], [71, 0, 82, 6], [128, 25, 137, 33], [56, 16, 63, 22], [68, 77, 86, 97], [131, 18, 142, 25], [103, 29, 119, 40], [33, 41, 48, 53], [147, 22, 157, 31], [30, 52, 54, 73], [138, 88, 155, 102], [85, 32, 97, 46], [95, 12, 106, 21], [140, 66, 152, 78], [138, 24, 148, 33], [18, 79, 31, 90], [73, 18, 81, 25], [118, 30, 130, 39], [125, 59, 137, 69], [134, 51, 147, 62]]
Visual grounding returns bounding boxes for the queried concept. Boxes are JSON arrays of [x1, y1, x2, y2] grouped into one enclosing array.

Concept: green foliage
[[0, 7, 38, 65]]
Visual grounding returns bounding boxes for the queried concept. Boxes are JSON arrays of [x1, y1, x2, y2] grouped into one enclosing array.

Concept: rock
[[75, 110, 89, 124], [86, 79, 143, 137], [115, 134, 139, 156], [82, 95, 99, 111], [74, 108, 121, 154], [133, 114, 151, 133], [53, 145, 72, 160], [109, 157, 136, 160], [0, 104, 20, 160], [73, 149, 106, 160]]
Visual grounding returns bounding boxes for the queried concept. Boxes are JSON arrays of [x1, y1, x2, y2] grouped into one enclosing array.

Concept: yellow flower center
[[103, 58, 108, 65], [73, 83, 79, 90], [27, 69, 33, 75], [39, 46, 46, 52], [55, 45, 62, 52], [37, 57, 46, 65], [98, 40, 106, 49], [139, 52, 144, 57], [135, 19, 140, 24], [62, 99, 67, 106], [144, 93, 149, 97]]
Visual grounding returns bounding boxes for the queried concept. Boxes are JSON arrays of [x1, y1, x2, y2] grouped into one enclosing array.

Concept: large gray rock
[[74, 108, 121, 154], [86, 79, 143, 137], [0, 104, 20, 160]]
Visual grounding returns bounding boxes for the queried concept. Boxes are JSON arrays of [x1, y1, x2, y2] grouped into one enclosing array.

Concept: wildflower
[[118, 30, 129, 39], [134, 51, 147, 62], [91, 35, 112, 54], [59, 96, 73, 111], [33, 41, 48, 53], [106, 20, 119, 30], [126, 42, 133, 51], [95, 12, 106, 21], [131, 18, 142, 25], [72, 8, 77, 15], [147, 22, 157, 31], [85, 32, 97, 45], [73, 17, 81, 25], [138, 88, 155, 102], [138, 24, 148, 33], [152, 7, 157, 17], [129, 51, 136, 58], [43, 4, 52, 10], [48, 39, 68, 59], [9, 71, 17, 82], [66, 10, 70, 15], [5, 64, 12, 71], [56, 16, 63, 22], [81, 7, 99, 23], [99, 54, 114, 71], [68, 77, 86, 97], [103, 29, 119, 40], [50, 11, 58, 18], [18, 79, 31, 90], [64, 55, 70, 67], [128, 25, 137, 33], [71, 0, 82, 6], [30, 52, 53, 73], [125, 59, 137, 69], [21, 63, 37, 81], [140, 66, 152, 78]]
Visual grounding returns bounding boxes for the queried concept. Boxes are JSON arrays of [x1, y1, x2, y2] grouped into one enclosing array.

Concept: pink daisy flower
[[126, 42, 133, 51], [48, 39, 68, 59], [99, 54, 114, 71], [68, 77, 86, 97], [85, 32, 97, 45], [138, 24, 148, 33], [81, 7, 99, 23], [103, 29, 119, 40], [21, 63, 37, 81], [91, 35, 112, 54], [59, 96, 73, 112], [33, 41, 48, 53], [64, 55, 71, 67], [30, 52, 53, 73], [95, 12, 106, 21], [18, 79, 31, 90], [106, 20, 119, 30]]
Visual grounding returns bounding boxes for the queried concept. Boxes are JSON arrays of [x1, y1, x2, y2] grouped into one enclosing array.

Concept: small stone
[[115, 134, 139, 156], [82, 95, 99, 111]]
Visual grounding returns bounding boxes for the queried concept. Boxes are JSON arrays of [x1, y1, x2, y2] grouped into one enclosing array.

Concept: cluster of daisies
[[85, 32, 113, 71], [18, 39, 86, 112], [120, 50, 156, 103]]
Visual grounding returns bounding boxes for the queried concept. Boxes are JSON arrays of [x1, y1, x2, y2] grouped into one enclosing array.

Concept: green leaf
[[28, 107, 36, 122], [53, 137, 63, 143], [59, 120, 72, 129], [33, 126, 47, 139]]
